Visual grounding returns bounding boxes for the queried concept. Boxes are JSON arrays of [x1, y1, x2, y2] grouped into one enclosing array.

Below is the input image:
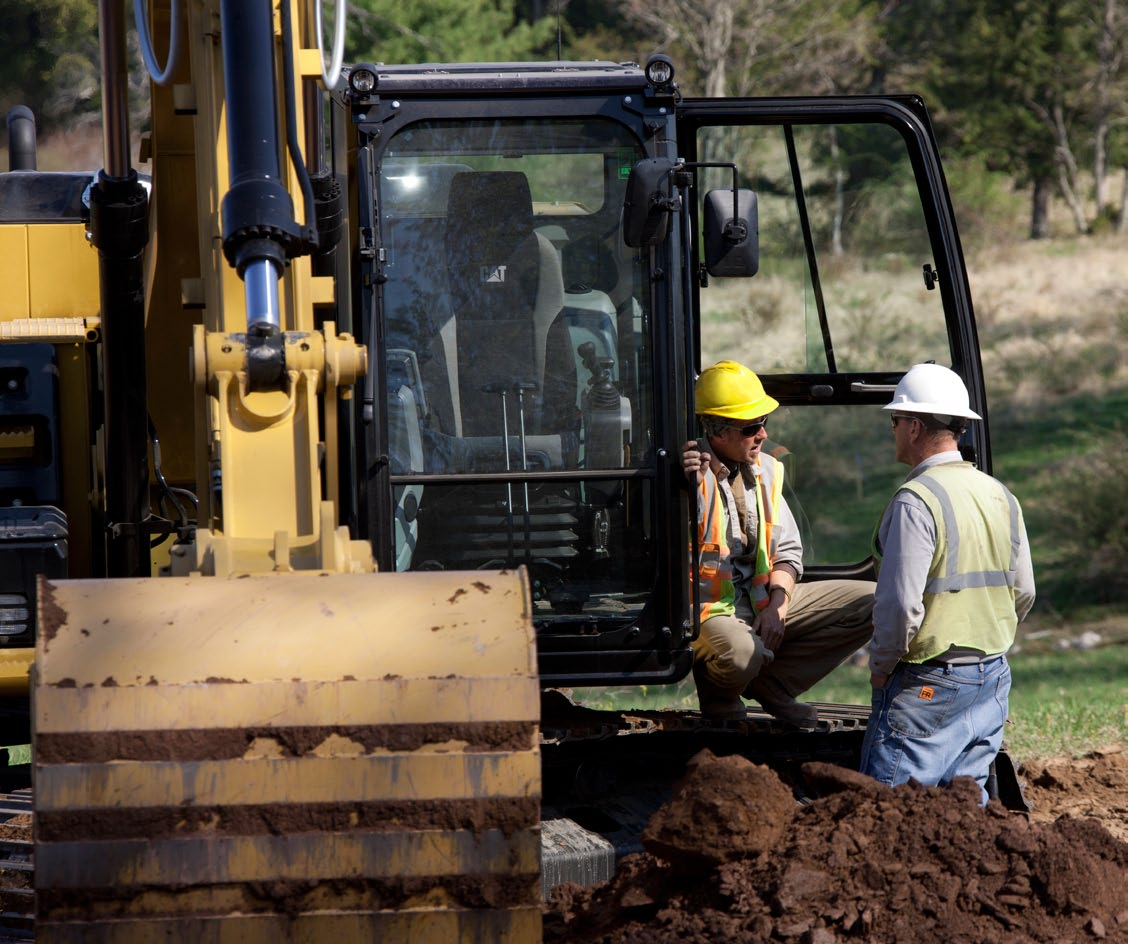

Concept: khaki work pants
[[691, 579, 875, 713]]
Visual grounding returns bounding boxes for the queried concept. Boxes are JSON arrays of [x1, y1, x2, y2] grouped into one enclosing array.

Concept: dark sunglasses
[[890, 413, 917, 429], [722, 418, 767, 437]]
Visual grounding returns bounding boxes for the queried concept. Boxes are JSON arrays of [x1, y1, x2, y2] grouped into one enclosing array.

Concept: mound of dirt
[[545, 749, 1128, 943]]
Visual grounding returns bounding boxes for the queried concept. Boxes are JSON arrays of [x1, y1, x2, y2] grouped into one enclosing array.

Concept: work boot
[[693, 661, 748, 721], [743, 674, 819, 729]]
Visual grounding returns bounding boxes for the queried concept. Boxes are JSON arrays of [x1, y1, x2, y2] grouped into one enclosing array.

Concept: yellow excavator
[[0, 0, 1020, 940]]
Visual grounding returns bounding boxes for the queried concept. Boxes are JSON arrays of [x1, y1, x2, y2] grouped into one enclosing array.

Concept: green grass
[[1003, 642, 1128, 761], [5, 744, 30, 765], [572, 641, 1128, 766]]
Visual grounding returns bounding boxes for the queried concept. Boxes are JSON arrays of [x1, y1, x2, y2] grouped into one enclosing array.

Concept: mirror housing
[[623, 158, 676, 248], [704, 188, 758, 277]]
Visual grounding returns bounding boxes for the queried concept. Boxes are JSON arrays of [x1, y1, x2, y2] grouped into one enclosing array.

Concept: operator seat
[[443, 171, 575, 440]]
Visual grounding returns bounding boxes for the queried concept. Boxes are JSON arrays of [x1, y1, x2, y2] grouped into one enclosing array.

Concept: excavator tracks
[[0, 789, 33, 943]]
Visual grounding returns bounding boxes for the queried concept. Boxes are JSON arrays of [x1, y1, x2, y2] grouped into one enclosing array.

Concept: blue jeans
[[859, 656, 1011, 805]]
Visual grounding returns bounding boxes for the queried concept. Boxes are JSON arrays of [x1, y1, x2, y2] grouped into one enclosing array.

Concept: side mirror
[[703, 188, 759, 277], [623, 158, 676, 248]]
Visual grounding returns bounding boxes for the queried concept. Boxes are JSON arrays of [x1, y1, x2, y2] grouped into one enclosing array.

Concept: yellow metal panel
[[36, 751, 540, 809], [0, 649, 32, 696], [35, 674, 540, 732], [26, 225, 100, 318], [36, 908, 543, 944], [213, 369, 318, 538], [37, 829, 541, 886], [0, 226, 30, 319], [311, 274, 335, 305], [36, 571, 535, 687]]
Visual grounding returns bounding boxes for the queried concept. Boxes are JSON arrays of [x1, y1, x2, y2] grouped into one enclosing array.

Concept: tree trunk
[[1030, 175, 1052, 239], [1118, 167, 1128, 234], [829, 125, 845, 255], [1093, 0, 1115, 215]]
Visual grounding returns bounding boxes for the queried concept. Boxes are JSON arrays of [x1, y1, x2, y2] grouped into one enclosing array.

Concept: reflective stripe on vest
[[696, 468, 736, 621], [748, 462, 785, 611], [894, 462, 1022, 662]]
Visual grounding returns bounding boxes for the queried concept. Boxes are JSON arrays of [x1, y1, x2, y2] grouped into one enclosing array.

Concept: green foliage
[[942, 155, 1028, 251], [882, 0, 1123, 233], [344, 0, 560, 65], [989, 385, 1128, 616], [0, 0, 99, 134], [1049, 429, 1128, 603]]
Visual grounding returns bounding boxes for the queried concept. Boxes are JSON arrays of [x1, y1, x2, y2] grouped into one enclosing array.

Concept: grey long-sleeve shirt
[[869, 451, 1036, 675]]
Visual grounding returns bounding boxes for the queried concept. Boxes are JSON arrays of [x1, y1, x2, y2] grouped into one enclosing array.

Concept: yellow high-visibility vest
[[694, 456, 785, 622], [877, 462, 1024, 662]]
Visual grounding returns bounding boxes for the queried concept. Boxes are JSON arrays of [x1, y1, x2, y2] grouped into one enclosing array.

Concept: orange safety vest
[[694, 456, 786, 623]]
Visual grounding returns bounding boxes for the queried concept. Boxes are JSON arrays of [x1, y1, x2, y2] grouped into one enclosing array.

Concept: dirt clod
[[545, 748, 1128, 943], [641, 750, 794, 870]]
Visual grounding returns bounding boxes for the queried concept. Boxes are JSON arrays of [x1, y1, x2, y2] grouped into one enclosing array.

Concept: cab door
[[678, 96, 988, 575]]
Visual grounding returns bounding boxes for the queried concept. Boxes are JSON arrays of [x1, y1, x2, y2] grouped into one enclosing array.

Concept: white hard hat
[[883, 363, 981, 420]]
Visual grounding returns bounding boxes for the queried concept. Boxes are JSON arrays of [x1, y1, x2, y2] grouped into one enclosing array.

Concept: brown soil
[[545, 748, 1128, 943], [1020, 748, 1128, 843]]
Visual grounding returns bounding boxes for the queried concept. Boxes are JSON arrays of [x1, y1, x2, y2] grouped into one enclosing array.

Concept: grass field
[[803, 643, 1128, 764], [571, 638, 1128, 766]]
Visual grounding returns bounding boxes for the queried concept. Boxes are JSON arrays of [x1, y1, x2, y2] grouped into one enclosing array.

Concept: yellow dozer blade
[[32, 570, 541, 943]]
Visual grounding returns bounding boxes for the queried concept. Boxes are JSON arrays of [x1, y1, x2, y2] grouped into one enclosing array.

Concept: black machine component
[[0, 345, 67, 651], [0, 344, 62, 508]]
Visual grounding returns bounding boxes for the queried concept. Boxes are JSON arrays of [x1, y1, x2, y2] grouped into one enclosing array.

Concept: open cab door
[[678, 96, 990, 581]]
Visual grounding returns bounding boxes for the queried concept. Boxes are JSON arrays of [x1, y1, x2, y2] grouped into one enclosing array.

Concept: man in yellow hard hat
[[683, 360, 874, 725], [861, 363, 1035, 803]]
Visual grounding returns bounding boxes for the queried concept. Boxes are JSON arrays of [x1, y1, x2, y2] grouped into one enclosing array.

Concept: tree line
[[3, 0, 1125, 239]]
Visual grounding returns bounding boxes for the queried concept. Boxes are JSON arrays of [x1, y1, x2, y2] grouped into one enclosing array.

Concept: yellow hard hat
[[694, 360, 779, 420]]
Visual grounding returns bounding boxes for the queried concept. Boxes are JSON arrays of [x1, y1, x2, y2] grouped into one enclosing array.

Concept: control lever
[[482, 381, 516, 563], [513, 381, 538, 555]]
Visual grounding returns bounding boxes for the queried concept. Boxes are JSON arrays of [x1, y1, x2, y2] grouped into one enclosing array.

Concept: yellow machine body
[[0, 220, 101, 695], [2, 0, 546, 939]]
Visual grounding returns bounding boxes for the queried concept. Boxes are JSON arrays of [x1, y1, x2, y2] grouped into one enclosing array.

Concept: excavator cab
[[347, 66, 695, 686], [345, 64, 990, 691]]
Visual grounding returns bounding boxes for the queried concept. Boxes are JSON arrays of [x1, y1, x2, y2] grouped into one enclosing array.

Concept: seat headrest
[[446, 171, 534, 255], [562, 235, 618, 295]]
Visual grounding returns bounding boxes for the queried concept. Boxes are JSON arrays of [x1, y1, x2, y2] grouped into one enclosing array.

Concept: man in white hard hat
[[682, 360, 874, 726], [860, 363, 1035, 804]]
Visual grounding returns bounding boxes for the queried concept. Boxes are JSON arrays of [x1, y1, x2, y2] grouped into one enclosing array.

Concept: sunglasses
[[722, 418, 768, 437], [890, 413, 917, 429]]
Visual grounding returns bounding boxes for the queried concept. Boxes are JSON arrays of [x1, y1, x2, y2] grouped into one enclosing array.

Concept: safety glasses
[[722, 418, 767, 437]]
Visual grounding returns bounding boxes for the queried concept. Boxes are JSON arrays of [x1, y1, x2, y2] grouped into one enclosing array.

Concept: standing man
[[860, 363, 1035, 803], [683, 360, 874, 726]]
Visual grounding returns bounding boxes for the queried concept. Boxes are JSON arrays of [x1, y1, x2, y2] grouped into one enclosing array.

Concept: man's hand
[[753, 600, 787, 653], [682, 440, 711, 485], [870, 670, 889, 689]]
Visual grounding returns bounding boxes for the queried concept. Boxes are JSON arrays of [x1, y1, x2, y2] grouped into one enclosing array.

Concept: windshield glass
[[376, 117, 656, 626]]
